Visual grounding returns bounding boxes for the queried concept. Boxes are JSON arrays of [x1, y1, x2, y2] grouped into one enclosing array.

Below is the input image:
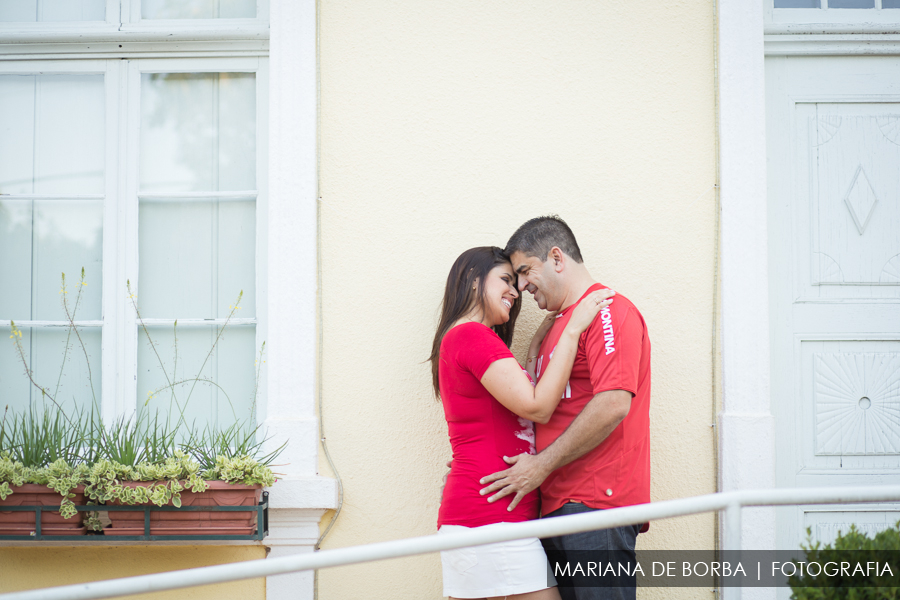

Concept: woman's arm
[[480, 289, 614, 424], [525, 312, 556, 381]]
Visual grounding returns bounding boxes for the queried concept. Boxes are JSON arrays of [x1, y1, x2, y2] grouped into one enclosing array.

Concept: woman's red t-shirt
[[437, 322, 539, 528]]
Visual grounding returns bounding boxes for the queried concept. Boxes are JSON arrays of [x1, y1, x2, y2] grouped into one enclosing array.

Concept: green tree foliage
[[790, 523, 900, 599]]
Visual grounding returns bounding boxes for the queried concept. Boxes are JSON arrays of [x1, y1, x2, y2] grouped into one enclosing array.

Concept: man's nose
[[517, 277, 527, 292]]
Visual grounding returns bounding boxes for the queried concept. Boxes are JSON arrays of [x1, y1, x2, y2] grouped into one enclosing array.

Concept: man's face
[[509, 250, 562, 311]]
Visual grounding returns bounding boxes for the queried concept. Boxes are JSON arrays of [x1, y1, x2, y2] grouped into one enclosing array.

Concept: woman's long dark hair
[[429, 246, 522, 399]]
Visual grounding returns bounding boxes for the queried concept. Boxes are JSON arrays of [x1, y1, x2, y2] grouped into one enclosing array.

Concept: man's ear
[[548, 247, 565, 273]]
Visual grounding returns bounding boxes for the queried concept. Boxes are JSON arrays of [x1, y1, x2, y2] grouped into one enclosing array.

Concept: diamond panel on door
[[805, 104, 900, 300]]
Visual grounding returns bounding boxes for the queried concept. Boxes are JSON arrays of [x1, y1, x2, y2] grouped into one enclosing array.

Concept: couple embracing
[[429, 216, 651, 600]]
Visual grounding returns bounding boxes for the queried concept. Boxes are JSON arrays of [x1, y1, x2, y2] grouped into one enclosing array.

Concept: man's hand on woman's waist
[[478, 452, 552, 511]]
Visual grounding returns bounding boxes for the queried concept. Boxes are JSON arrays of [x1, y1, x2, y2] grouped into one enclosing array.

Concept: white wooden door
[[767, 55, 900, 553]]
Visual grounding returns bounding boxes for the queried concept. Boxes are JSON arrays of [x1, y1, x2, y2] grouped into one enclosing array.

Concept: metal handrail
[[2, 485, 899, 600]]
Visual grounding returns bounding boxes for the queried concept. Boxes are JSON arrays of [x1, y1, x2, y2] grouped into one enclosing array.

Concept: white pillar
[[266, 1, 338, 598], [717, 0, 776, 588]]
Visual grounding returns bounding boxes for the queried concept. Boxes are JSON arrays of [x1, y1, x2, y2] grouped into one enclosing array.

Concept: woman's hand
[[566, 289, 615, 335]]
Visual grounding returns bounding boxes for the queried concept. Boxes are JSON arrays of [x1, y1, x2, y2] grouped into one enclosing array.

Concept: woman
[[430, 246, 613, 600]]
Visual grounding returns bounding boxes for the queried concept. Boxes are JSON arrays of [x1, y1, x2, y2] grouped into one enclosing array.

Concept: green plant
[[0, 453, 31, 501], [59, 269, 97, 409], [0, 407, 85, 468], [29, 459, 89, 519], [202, 454, 276, 487], [87, 412, 177, 468], [182, 419, 284, 472], [0, 453, 87, 519], [789, 523, 900, 599], [128, 281, 247, 429], [83, 450, 208, 508], [8, 269, 97, 418], [0, 407, 90, 520]]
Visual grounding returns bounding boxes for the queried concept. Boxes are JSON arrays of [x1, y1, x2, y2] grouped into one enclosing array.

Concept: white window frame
[[766, 0, 900, 33], [0, 59, 110, 414], [0, 56, 269, 429], [0, 0, 270, 43], [123, 56, 269, 426]]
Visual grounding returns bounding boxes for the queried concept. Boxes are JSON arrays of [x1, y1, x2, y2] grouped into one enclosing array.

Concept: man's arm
[[478, 389, 632, 511]]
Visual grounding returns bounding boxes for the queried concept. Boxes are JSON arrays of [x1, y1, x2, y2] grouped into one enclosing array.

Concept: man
[[479, 215, 651, 600]]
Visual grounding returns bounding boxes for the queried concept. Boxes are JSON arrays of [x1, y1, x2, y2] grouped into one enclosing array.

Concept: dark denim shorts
[[541, 503, 640, 600]]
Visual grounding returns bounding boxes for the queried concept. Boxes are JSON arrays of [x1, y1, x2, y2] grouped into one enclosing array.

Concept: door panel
[[801, 340, 900, 473], [801, 506, 900, 545], [809, 105, 900, 293]]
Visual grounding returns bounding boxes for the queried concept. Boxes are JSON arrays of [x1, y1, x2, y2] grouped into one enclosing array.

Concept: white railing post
[[723, 501, 742, 600], [724, 501, 742, 551]]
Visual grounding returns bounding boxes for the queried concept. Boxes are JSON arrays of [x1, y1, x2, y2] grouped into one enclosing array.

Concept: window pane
[[137, 324, 257, 428], [883, 0, 900, 7], [141, 0, 255, 19], [0, 325, 101, 415], [0, 74, 104, 195], [0, 200, 33, 319], [0, 199, 102, 321], [0, 0, 104, 22], [140, 72, 256, 193], [774, 0, 821, 7], [138, 199, 255, 319], [0, 75, 34, 194], [829, 0, 874, 7]]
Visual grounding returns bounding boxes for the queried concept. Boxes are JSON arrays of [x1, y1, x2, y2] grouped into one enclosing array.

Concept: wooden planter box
[[104, 481, 262, 536], [0, 484, 86, 536]]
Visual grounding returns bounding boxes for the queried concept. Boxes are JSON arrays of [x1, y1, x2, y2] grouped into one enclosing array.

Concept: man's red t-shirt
[[437, 322, 539, 528], [534, 284, 651, 520]]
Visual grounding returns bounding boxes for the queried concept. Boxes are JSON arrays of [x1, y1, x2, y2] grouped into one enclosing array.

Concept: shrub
[[789, 523, 900, 599]]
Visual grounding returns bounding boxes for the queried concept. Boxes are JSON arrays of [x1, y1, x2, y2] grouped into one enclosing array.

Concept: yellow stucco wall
[[0, 546, 265, 598], [318, 1, 718, 599]]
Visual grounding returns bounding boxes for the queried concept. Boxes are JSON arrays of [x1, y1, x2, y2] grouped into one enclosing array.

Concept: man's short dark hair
[[504, 215, 584, 263]]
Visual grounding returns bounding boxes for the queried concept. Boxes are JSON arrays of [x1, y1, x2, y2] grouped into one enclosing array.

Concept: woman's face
[[480, 263, 519, 326]]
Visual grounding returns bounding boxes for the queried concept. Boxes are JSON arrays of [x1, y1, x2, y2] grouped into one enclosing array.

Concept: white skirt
[[439, 523, 557, 599]]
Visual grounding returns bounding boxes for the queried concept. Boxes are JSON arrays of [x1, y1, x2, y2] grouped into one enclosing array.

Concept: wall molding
[[717, 0, 777, 570], [766, 33, 900, 56], [265, 0, 333, 598]]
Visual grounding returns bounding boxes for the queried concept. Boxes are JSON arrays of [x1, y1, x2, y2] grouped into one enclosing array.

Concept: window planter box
[[0, 487, 268, 541], [0, 484, 86, 536], [105, 481, 263, 536]]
